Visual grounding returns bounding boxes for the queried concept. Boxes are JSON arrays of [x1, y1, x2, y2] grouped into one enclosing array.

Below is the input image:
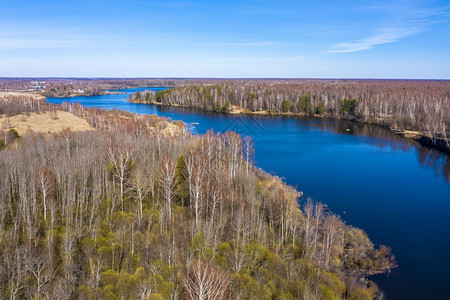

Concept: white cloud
[[328, 27, 417, 53], [0, 38, 83, 50], [328, 2, 449, 53]]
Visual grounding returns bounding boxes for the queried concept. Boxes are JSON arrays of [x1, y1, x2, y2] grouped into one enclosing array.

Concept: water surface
[[48, 88, 450, 300]]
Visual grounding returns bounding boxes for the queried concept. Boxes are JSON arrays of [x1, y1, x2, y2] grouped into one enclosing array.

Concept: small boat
[[191, 122, 199, 125]]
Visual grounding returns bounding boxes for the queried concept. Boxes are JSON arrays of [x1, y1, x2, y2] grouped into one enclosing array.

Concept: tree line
[[0, 93, 46, 115], [0, 103, 395, 299], [0, 78, 176, 97], [0, 93, 47, 148], [129, 79, 450, 152]]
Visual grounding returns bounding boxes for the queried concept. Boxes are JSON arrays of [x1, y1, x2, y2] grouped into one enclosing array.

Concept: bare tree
[[183, 260, 230, 300], [34, 166, 54, 221], [186, 154, 207, 231], [242, 135, 255, 175], [104, 137, 136, 212], [159, 155, 176, 228]]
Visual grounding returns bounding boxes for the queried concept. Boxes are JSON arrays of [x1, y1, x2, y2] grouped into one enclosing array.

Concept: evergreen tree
[[298, 93, 311, 113], [175, 154, 189, 206], [282, 100, 291, 113], [222, 100, 230, 112]]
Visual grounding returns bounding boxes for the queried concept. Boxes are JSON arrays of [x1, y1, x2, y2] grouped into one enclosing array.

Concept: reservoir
[[47, 88, 450, 300]]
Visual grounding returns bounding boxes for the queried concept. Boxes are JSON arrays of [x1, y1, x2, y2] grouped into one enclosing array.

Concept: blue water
[[48, 88, 450, 300]]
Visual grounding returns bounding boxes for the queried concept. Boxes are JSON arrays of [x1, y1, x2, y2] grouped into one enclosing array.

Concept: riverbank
[[129, 99, 450, 154]]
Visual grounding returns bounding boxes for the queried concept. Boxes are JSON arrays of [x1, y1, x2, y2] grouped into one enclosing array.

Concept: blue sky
[[0, 0, 449, 78]]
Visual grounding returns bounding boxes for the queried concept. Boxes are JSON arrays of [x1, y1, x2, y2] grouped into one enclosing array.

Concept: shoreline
[[41, 90, 126, 98], [130, 99, 450, 154]]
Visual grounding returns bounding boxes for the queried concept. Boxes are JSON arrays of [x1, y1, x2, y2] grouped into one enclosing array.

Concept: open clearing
[[0, 92, 46, 101], [1, 111, 95, 136]]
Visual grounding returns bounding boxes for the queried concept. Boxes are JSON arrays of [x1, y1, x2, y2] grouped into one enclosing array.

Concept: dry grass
[[230, 104, 272, 115], [0, 92, 46, 101], [1, 111, 95, 136], [162, 122, 181, 136], [150, 121, 181, 137]]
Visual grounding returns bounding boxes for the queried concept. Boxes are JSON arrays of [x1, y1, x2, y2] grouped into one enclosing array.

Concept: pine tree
[[175, 154, 189, 207]]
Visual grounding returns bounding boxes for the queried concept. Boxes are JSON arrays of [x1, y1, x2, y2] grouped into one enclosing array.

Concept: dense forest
[[0, 99, 395, 299], [128, 80, 450, 152]]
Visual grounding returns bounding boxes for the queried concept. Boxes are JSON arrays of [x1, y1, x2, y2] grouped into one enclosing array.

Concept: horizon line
[[0, 77, 449, 81]]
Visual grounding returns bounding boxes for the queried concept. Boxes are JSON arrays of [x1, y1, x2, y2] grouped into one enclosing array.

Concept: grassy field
[[1, 111, 95, 136], [0, 92, 46, 101]]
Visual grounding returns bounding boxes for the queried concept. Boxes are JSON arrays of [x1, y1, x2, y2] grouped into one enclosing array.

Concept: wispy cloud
[[328, 2, 449, 53], [329, 27, 417, 53], [0, 38, 83, 50]]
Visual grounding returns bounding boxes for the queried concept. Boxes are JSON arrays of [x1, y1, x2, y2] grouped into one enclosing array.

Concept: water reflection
[[416, 147, 450, 182], [304, 117, 450, 183]]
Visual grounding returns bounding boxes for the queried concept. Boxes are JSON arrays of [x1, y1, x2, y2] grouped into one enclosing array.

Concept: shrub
[[9, 128, 20, 139]]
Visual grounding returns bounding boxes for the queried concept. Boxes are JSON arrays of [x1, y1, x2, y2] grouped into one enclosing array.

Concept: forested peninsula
[[128, 79, 450, 153], [0, 93, 396, 299]]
